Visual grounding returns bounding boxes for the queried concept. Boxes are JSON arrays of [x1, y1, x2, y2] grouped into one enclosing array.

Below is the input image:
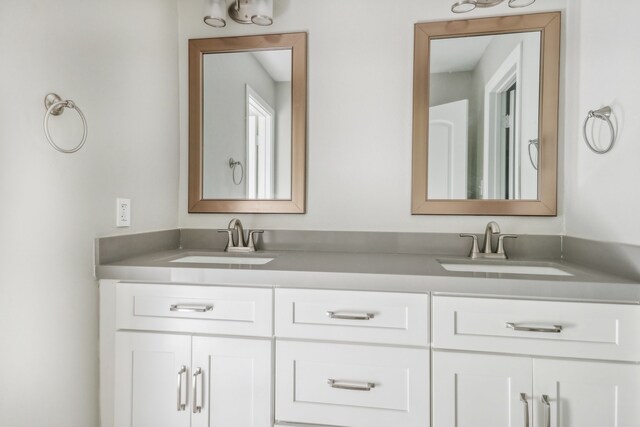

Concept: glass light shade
[[251, 0, 273, 26], [451, 0, 477, 13], [508, 0, 535, 7], [204, 0, 227, 27]]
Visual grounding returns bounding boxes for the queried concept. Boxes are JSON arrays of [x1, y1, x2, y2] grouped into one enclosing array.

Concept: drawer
[[275, 340, 429, 427], [433, 296, 640, 362], [115, 282, 272, 337], [275, 289, 429, 346]]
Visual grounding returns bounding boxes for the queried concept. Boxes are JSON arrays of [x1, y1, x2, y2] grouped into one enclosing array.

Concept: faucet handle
[[247, 230, 264, 251], [460, 234, 480, 258], [217, 229, 235, 249], [497, 234, 518, 257]]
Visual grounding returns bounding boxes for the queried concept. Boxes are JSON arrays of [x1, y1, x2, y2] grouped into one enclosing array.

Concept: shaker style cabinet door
[[433, 351, 533, 427], [114, 332, 192, 427], [191, 336, 272, 427], [534, 359, 640, 427]]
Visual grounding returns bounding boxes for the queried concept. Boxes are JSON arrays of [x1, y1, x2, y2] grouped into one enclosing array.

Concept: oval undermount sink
[[439, 261, 573, 276], [170, 255, 274, 265]]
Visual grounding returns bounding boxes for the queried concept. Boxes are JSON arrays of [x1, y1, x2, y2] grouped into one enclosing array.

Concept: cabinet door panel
[[115, 332, 191, 427], [534, 359, 640, 427], [192, 336, 272, 427], [433, 351, 532, 427]]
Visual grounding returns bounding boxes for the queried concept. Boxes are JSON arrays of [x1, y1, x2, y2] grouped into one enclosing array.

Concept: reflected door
[[428, 100, 468, 199]]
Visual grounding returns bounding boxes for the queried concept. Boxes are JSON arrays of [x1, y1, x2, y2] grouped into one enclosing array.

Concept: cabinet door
[[534, 359, 640, 427], [433, 351, 533, 427], [191, 336, 272, 427], [115, 332, 191, 427]]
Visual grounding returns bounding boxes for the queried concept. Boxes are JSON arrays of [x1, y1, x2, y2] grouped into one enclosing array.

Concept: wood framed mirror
[[412, 13, 560, 215], [189, 32, 307, 213]]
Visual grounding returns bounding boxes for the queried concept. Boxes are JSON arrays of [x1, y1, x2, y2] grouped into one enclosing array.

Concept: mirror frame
[[189, 32, 307, 213], [411, 12, 560, 215]]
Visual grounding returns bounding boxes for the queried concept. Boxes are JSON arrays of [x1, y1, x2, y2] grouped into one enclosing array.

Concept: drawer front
[[116, 282, 272, 337], [276, 340, 429, 427], [275, 289, 429, 346], [433, 296, 640, 362]]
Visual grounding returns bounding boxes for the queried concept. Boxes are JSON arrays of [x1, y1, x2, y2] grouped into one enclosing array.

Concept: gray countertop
[[96, 248, 640, 304]]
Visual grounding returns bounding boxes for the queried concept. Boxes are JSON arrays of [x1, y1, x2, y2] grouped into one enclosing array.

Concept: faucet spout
[[482, 221, 501, 254], [228, 218, 245, 247]]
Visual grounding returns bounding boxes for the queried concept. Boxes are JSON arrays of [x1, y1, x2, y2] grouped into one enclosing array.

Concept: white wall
[[564, 0, 640, 246], [178, 0, 567, 233], [0, 1, 179, 426]]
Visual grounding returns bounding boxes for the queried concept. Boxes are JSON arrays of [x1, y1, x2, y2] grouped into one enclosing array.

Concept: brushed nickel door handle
[[176, 366, 187, 411], [326, 311, 375, 321], [506, 322, 563, 333], [327, 379, 376, 391]]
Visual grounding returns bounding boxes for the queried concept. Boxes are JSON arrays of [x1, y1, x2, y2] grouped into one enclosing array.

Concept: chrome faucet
[[218, 218, 264, 253], [460, 221, 517, 259]]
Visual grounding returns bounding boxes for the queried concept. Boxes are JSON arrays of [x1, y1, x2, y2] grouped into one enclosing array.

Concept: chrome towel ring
[[527, 138, 539, 170], [583, 106, 616, 154], [229, 157, 244, 185], [43, 93, 88, 154]]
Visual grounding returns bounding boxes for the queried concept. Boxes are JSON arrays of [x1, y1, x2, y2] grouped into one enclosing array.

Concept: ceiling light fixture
[[204, 0, 273, 27], [451, 0, 536, 14]]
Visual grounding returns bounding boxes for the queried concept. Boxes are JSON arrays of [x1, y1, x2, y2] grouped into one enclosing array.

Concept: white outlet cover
[[116, 198, 131, 227]]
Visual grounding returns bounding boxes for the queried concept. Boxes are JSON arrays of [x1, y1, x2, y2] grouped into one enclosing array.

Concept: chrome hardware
[[583, 106, 616, 154], [43, 93, 88, 154], [218, 218, 263, 253], [542, 394, 551, 427], [461, 221, 517, 259], [520, 393, 530, 427], [177, 366, 187, 411], [326, 311, 375, 321], [170, 304, 214, 313], [192, 367, 203, 414], [528, 139, 539, 170], [506, 323, 563, 333], [327, 379, 376, 391]]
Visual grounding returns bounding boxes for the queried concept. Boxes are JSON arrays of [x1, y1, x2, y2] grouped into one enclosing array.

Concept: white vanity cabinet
[[102, 281, 273, 427], [432, 296, 640, 427], [115, 333, 271, 427], [274, 289, 431, 427]]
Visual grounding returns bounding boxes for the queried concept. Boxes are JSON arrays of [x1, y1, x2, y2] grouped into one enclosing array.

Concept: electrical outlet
[[116, 198, 131, 227]]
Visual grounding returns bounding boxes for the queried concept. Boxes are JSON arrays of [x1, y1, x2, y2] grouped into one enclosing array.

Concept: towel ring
[[43, 93, 88, 154], [583, 106, 615, 154], [527, 139, 539, 170], [229, 157, 244, 185]]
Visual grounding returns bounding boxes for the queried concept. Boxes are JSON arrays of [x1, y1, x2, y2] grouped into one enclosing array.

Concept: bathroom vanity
[[97, 230, 640, 427]]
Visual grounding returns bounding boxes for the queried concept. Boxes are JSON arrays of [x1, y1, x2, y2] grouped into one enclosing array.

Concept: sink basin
[[439, 261, 573, 276], [170, 255, 274, 265]]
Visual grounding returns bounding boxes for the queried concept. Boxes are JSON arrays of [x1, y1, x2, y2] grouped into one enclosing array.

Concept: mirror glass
[[412, 13, 560, 216], [188, 33, 307, 214], [203, 49, 293, 200], [428, 32, 541, 201]]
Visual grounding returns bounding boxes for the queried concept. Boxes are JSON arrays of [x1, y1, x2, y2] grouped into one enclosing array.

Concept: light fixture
[[204, 0, 273, 27], [451, 0, 536, 13]]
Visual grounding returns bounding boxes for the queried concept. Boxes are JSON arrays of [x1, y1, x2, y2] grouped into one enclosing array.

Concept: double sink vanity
[[97, 223, 640, 427]]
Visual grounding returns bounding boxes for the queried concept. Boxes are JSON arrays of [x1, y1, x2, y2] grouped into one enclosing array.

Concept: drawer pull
[[326, 311, 375, 321], [520, 393, 530, 427], [177, 365, 187, 411], [170, 304, 214, 313], [506, 322, 563, 333], [327, 379, 376, 391], [192, 367, 203, 414], [542, 395, 551, 427]]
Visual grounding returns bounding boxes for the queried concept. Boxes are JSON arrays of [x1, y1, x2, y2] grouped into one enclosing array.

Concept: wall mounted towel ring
[[527, 138, 539, 170], [583, 106, 616, 154], [43, 93, 88, 154], [229, 157, 244, 185]]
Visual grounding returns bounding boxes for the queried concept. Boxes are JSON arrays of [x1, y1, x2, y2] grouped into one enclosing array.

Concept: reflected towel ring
[[229, 157, 244, 185], [583, 106, 616, 154], [527, 138, 539, 170], [43, 93, 88, 154]]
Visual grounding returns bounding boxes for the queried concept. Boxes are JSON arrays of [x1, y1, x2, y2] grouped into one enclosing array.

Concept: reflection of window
[[246, 85, 275, 199]]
